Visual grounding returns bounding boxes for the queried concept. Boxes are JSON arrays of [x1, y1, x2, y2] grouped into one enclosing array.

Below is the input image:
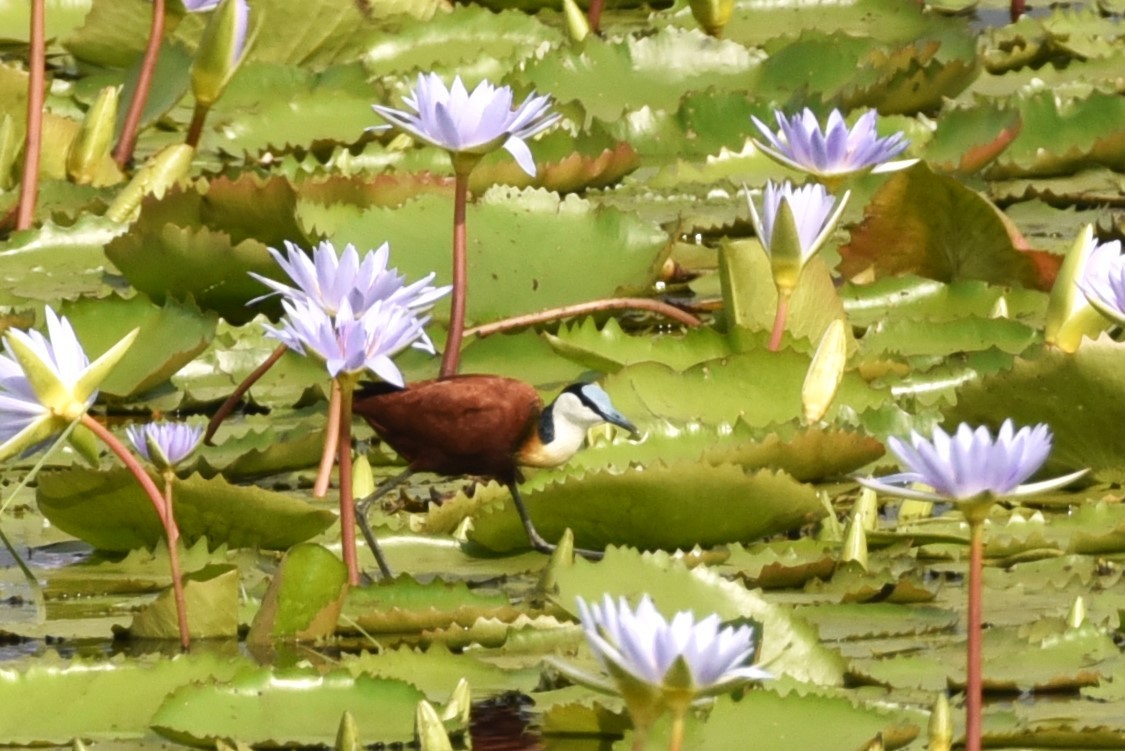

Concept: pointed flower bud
[[1045, 225, 1111, 351], [751, 108, 912, 182], [67, 85, 120, 185], [190, 0, 250, 108], [690, 0, 735, 36], [0, 308, 138, 462], [747, 181, 849, 293], [372, 74, 560, 177], [126, 421, 203, 471]]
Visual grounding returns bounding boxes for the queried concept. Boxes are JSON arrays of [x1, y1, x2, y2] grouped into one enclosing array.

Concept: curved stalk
[[465, 297, 702, 339], [314, 378, 343, 498], [113, 0, 166, 167], [185, 102, 209, 148], [81, 414, 190, 650], [203, 343, 287, 444], [16, 0, 46, 231]]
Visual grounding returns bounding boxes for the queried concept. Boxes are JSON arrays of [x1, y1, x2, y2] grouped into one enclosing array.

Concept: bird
[[351, 374, 638, 579]]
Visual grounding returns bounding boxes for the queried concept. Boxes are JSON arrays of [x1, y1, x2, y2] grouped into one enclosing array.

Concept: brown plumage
[[351, 374, 638, 579]]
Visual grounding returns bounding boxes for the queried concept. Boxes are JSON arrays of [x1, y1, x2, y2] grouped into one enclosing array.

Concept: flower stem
[[16, 0, 46, 231], [336, 376, 360, 586], [439, 169, 470, 378], [587, 0, 604, 32], [314, 378, 342, 498], [203, 343, 287, 444], [113, 0, 165, 167], [668, 710, 686, 751], [965, 517, 984, 751], [768, 289, 791, 352], [81, 414, 190, 650], [464, 297, 702, 339], [185, 102, 209, 148]]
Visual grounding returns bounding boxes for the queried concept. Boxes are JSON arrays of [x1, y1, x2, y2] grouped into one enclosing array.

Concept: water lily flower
[[1077, 237, 1125, 326], [751, 108, 911, 182], [264, 296, 431, 386], [249, 240, 450, 319], [857, 420, 1087, 506], [747, 180, 849, 294], [0, 307, 136, 462], [372, 73, 559, 176], [127, 421, 204, 471]]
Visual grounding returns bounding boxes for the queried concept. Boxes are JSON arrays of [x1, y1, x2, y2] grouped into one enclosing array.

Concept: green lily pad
[[37, 468, 335, 552], [151, 668, 427, 746], [129, 563, 240, 640], [470, 462, 825, 553], [342, 576, 518, 633], [248, 543, 349, 643]]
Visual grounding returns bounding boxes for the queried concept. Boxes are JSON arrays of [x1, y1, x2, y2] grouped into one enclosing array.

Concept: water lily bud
[[1044, 225, 1107, 353], [415, 699, 454, 751], [989, 295, 1009, 319], [855, 487, 879, 533], [67, 85, 119, 185], [352, 454, 375, 500], [1066, 595, 1086, 629], [106, 143, 195, 222], [767, 197, 805, 293], [190, 0, 250, 108], [690, 0, 734, 36], [440, 678, 472, 724], [928, 692, 952, 751], [841, 512, 868, 570], [0, 114, 18, 190], [898, 498, 933, 522], [802, 318, 847, 423], [562, 0, 591, 41], [335, 711, 360, 751]]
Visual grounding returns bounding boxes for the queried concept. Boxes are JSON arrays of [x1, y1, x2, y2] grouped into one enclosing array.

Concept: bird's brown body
[[353, 375, 545, 481], [351, 373, 637, 578]]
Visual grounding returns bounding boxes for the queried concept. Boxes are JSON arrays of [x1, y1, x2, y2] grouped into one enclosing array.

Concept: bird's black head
[[540, 382, 639, 442]]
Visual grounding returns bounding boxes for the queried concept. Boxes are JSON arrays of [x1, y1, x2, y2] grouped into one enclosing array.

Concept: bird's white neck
[[518, 392, 601, 468]]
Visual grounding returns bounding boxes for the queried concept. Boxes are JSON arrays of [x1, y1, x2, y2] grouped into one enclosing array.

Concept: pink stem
[[966, 519, 984, 751], [204, 343, 288, 444], [113, 0, 166, 167], [314, 379, 342, 498], [439, 170, 469, 378], [587, 0, 605, 33], [768, 291, 791, 352], [16, 0, 45, 231], [336, 379, 359, 586], [81, 414, 190, 650]]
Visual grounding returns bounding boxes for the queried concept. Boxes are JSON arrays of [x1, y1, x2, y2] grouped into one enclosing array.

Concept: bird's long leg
[[509, 483, 605, 561], [355, 468, 414, 583]]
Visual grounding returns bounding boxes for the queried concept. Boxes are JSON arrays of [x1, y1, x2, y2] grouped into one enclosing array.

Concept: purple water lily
[[751, 108, 910, 181], [858, 420, 1086, 503], [1077, 237, 1125, 325], [748, 180, 849, 270], [127, 421, 204, 470], [372, 73, 559, 176], [263, 297, 430, 386]]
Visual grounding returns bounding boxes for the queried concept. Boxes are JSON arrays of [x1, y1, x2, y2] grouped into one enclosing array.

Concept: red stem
[[1009, 0, 1025, 21], [966, 519, 984, 751], [336, 379, 359, 586], [81, 414, 190, 650], [185, 102, 208, 148], [439, 171, 469, 378], [768, 290, 791, 352], [314, 378, 342, 498], [113, 0, 166, 167], [16, 0, 46, 231], [203, 343, 287, 444], [587, 0, 605, 33]]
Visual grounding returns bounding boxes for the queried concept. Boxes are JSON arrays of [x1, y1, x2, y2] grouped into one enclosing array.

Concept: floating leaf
[[130, 563, 240, 640], [37, 469, 335, 552], [248, 544, 349, 643]]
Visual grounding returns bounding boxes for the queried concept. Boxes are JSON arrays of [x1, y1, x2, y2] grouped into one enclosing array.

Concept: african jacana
[[352, 374, 638, 578]]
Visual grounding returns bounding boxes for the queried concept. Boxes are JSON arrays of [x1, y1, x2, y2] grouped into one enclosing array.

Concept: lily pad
[[36, 468, 335, 552]]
